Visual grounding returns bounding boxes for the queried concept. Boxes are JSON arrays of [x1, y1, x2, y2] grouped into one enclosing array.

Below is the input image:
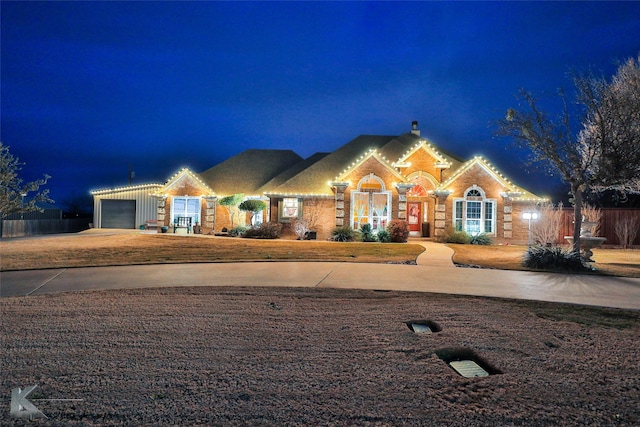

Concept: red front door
[[407, 202, 420, 232]]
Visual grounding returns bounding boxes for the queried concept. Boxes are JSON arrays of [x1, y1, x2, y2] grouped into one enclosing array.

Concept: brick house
[[92, 122, 545, 243]]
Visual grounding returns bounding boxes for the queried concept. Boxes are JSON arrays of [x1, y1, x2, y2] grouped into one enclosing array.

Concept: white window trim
[[452, 186, 496, 236], [171, 196, 201, 224], [351, 190, 391, 231], [278, 197, 303, 222]]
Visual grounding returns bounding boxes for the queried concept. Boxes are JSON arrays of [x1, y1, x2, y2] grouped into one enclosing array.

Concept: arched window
[[351, 174, 391, 232], [407, 185, 428, 197], [453, 186, 496, 235]]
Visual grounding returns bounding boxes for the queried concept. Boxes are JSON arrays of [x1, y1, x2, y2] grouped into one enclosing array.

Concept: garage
[[101, 199, 136, 229]]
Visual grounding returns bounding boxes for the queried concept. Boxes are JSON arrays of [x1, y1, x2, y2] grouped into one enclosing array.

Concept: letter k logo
[[10, 385, 47, 420]]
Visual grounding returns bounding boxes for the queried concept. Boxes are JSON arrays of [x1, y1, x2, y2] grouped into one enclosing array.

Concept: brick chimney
[[411, 120, 420, 136]]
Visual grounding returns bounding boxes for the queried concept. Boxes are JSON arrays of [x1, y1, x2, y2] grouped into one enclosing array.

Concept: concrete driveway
[[2, 247, 640, 309]]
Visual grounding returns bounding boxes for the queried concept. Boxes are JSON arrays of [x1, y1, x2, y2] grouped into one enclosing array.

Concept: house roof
[[256, 152, 330, 194], [264, 134, 402, 195], [438, 156, 546, 201], [198, 149, 303, 196], [157, 168, 216, 196], [393, 136, 464, 168]]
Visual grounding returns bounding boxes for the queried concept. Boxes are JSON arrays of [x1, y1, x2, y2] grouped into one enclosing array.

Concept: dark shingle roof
[[265, 135, 398, 195], [198, 149, 303, 196], [256, 152, 330, 195]]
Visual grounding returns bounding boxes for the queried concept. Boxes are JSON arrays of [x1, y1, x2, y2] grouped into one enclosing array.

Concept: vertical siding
[[92, 185, 161, 229]]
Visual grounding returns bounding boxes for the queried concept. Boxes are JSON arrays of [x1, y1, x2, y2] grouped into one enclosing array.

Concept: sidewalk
[[2, 247, 639, 309], [412, 240, 456, 267]]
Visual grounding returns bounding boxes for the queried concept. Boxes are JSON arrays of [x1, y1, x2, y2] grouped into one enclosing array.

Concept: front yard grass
[[1, 231, 638, 277], [449, 243, 640, 277], [0, 233, 424, 271]]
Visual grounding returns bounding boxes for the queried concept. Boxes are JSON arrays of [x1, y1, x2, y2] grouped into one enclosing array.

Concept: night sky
[[2, 1, 639, 208]]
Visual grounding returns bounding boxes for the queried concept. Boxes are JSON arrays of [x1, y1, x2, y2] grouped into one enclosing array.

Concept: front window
[[453, 187, 495, 235], [351, 174, 390, 232], [278, 198, 302, 222], [172, 197, 200, 224]]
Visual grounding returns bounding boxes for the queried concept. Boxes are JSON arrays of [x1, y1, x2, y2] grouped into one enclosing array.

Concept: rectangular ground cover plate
[[411, 324, 432, 333], [449, 360, 489, 378]]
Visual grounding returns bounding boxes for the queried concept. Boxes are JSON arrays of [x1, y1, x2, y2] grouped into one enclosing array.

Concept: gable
[[265, 135, 397, 196], [439, 157, 544, 201], [153, 168, 215, 197], [336, 150, 406, 185]]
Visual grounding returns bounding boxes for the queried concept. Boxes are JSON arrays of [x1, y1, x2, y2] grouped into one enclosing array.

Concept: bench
[[173, 216, 192, 233], [145, 220, 158, 229]]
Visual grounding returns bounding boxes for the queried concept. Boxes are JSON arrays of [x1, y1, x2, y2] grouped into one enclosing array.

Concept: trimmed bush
[[229, 226, 248, 237], [469, 233, 493, 245], [523, 246, 589, 273], [376, 230, 391, 243], [388, 220, 410, 243], [359, 224, 377, 242], [445, 230, 471, 244], [331, 226, 355, 242], [243, 222, 282, 239]]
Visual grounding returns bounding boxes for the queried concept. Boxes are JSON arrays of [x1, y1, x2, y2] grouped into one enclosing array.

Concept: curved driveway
[[1, 242, 639, 309]]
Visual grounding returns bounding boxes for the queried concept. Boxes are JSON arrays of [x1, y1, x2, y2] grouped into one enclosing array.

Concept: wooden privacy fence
[[1, 219, 91, 238], [559, 208, 640, 247]]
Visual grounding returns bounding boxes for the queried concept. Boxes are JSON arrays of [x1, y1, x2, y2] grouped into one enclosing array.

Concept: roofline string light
[[90, 183, 163, 196], [333, 148, 408, 183], [150, 167, 216, 197], [393, 139, 451, 168], [437, 156, 546, 202]]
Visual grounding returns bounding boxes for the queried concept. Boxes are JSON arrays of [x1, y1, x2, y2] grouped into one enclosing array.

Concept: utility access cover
[[410, 323, 432, 333], [449, 360, 489, 378]]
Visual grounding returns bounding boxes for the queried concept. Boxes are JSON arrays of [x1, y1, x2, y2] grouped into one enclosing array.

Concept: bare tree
[[499, 56, 640, 254], [614, 216, 639, 249], [0, 142, 53, 218], [578, 56, 640, 194], [291, 218, 310, 240]]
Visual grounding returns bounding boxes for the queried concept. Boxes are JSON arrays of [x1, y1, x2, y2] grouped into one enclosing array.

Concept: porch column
[[432, 190, 451, 238], [501, 192, 521, 240], [331, 182, 348, 227], [396, 184, 414, 221], [203, 196, 217, 231], [153, 195, 168, 233]]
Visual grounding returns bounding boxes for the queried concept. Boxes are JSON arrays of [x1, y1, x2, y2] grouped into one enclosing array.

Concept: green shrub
[[469, 233, 493, 245], [359, 224, 377, 242], [331, 226, 355, 242], [523, 246, 589, 273], [388, 220, 410, 243], [243, 222, 282, 239], [376, 230, 391, 243], [229, 226, 247, 237], [445, 230, 471, 244]]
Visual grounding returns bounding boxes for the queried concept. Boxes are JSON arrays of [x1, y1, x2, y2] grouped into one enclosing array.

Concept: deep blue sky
[[2, 1, 639, 207]]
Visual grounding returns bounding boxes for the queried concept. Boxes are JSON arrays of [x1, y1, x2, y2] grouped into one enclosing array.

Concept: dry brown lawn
[[2, 233, 639, 425], [0, 231, 424, 271], [448, 244, 640, 277], [2, 287, 639, 426], [1, 230, 639, 277]]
